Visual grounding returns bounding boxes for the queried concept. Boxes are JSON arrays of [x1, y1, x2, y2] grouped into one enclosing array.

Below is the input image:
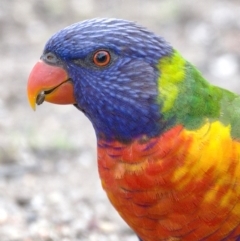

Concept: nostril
[[41, 52, 59, 65]]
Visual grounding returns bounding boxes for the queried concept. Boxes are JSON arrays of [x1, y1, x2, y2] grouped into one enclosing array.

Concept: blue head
[[43, 18, 173, 142]]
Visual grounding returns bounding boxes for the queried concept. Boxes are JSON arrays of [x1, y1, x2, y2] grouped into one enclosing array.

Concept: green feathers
[[157, 50, 240, 138]]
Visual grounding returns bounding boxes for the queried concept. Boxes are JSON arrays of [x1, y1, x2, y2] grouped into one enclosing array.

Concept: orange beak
[[27, 60, 76, 110]]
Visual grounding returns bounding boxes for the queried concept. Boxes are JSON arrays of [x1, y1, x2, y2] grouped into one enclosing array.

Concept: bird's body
[[27, 18, 240, 241], [98, 123, 240, 241]]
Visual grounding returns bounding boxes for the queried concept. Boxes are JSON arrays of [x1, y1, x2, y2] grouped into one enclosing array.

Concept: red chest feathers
[[97, 123, 240, 241]]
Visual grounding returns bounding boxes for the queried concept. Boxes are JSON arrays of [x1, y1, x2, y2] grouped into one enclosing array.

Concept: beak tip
[[27, 94, 37, 111], [30, 101, 37, 111], [30, 104, 36, 111]]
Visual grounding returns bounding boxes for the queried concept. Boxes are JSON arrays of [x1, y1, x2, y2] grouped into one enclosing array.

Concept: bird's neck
[[90, 103, 168, 143]]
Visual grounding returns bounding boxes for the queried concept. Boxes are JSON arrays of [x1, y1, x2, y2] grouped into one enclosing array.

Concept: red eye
[[93, 50, 111, 67]]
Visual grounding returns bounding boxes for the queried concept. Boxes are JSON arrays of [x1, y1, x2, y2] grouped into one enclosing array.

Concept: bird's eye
[[93, 50, 111, 67]]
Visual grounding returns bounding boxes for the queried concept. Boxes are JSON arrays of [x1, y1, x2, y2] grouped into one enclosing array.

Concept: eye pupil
[[93, 50, 111, 67], [96, 52, 107, 63]]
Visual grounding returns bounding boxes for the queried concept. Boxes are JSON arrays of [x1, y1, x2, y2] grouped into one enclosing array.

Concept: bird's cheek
[[27, 60, 76, 110]]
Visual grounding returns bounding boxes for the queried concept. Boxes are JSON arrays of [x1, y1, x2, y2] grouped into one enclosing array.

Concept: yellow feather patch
[[157, 50, 186, 112], [113, 161, 148, 179], [172, 121, 240, 209]]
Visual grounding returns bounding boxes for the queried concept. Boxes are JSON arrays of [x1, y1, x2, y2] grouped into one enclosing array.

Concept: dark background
[[0, 0, 240, 240]]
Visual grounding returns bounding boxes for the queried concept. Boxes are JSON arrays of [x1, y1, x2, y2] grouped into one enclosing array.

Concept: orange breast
[[97, 122, 240, 241]]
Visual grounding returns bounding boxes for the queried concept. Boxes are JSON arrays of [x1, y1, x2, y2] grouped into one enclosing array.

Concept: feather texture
[[98, 121, 240, 240], [27, 18, 240, 241]]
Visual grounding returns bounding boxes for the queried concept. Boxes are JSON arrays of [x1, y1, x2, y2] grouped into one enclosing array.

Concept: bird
[[27, 18, 240, 241]]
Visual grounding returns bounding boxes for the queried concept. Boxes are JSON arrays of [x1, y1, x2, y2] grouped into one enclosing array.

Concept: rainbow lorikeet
[[27, 18, 240, 241]]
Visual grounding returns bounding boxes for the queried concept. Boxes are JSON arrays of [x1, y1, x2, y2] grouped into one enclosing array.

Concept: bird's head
[[27, 18, 173, 142]]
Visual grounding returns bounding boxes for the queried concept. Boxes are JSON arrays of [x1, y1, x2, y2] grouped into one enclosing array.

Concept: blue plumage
[[27, 18, 240, 241], [43, 18, 173, 141]]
